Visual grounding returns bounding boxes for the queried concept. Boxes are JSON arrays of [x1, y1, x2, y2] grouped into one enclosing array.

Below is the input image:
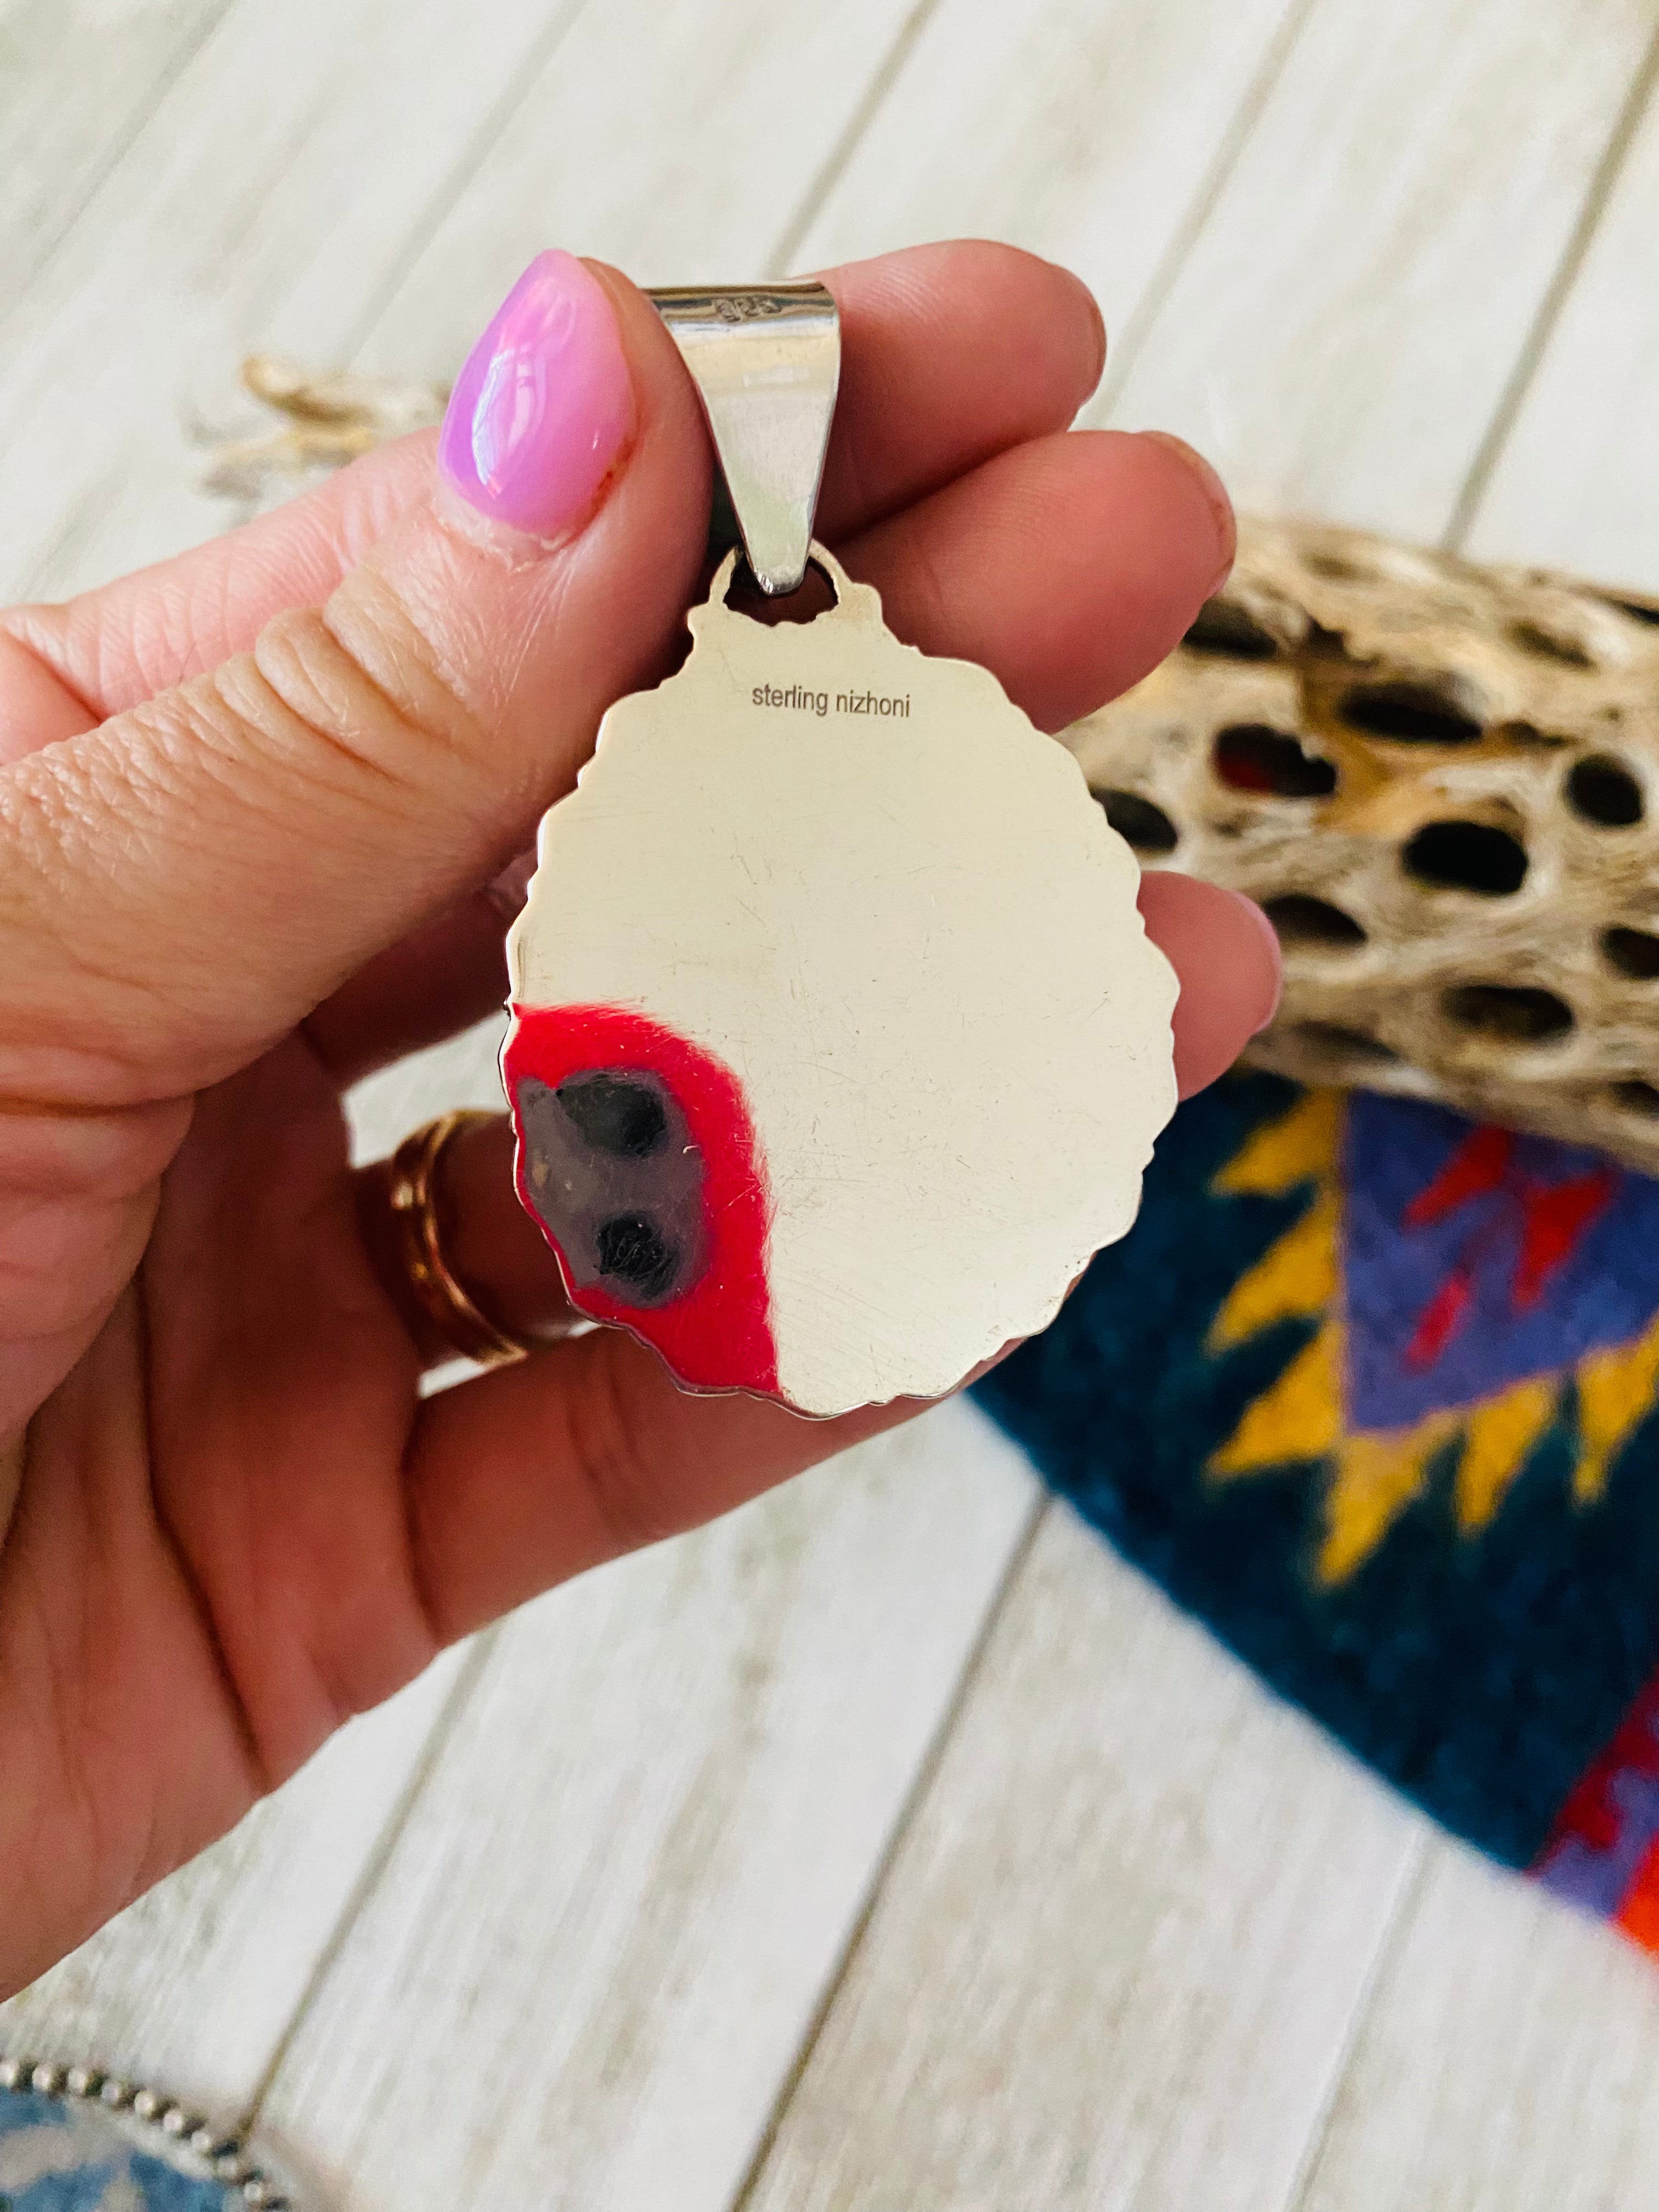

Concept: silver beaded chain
[[0, 2053, 296, 2209]]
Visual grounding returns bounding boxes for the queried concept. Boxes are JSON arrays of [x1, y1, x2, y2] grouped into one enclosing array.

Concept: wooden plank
[[0, 0, 926, 608], [355, 0, 929, 387], [1102, 0, 1659, 540], [741, 1506, 1426, 2212], [251, 1402, 1038, 2212], [0, 0, 595, 604], [792, 0, 1305, 349], [1463, 55, 1659, 591], [1295, 1837, 1659, 2211], [0, 1647, 472, 2133], [0, 0, 233, 306]]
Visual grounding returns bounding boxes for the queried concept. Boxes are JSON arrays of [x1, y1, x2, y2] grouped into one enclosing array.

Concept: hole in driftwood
[[1604, 926, 1659, 980], [1285, 1022, 1399, 1063], [1443, 984, 1573, 1043], [1402, 820, 1529, 896], [1261, 894, 1367, 948], [1509, 620, 1594, 669], [1183, 600, 1278, 659], [1338, 680, 1483, 747], [1566, 753, 1644, 827], [1213, 724, 1337, 798], [1095, 788, 1178, 855], [1598, 592, 1659, 629], [1609, 1079, 1659, 1119], [1303, 551, 1370, 583], [1497, 720, 1570, 750]]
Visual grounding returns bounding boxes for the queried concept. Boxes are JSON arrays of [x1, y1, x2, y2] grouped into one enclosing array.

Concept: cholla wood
[[1064, 518, 1659, 1172], [200, 357, 445, 500]]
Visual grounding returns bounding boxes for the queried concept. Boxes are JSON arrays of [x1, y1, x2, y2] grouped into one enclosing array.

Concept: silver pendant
[[0, 2056, 301, 2208], [503, 285, 1177, 1417]]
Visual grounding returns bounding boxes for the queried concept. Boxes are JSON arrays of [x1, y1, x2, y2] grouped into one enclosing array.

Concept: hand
[[0, 242, 1279, 1996]]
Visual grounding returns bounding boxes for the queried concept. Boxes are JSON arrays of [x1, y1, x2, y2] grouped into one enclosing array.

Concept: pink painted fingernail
[[439, 251, 634, 538]]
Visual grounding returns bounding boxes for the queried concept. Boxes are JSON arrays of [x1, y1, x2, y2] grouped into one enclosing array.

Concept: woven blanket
[[975, 1071, 1659, 1946]]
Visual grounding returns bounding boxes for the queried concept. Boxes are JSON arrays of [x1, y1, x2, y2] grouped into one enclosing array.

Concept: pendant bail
[[646, 281, 840, 597]]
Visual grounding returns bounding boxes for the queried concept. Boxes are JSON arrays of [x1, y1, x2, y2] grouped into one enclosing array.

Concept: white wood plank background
[[743, 1509, 1426, 2212], [256, 1406, 1036, 2212], [796, 0, 1306, 346], [1465, 37, 1659, 590], [1099, 0, 1659, 534], [1296, 1840, 1659, 2212], [7, 1, 1659, 2205], [0, 0, 233, 303], [0, 1648, 475, 2133]]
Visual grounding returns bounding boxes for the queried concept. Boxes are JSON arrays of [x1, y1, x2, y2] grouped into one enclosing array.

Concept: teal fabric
[[973, 1073, 1659, 1880]]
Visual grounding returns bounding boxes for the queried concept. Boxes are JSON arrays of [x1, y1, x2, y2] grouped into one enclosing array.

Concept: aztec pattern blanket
[[976, 1071, 1659, 1949]]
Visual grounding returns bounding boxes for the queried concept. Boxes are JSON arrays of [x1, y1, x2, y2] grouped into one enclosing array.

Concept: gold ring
[[384, 1110, 534, 1368]]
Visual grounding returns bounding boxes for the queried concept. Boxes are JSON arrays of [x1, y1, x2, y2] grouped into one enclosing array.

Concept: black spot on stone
[[557, 1074, 669, 1158], [597, 1212, 679, 1299]]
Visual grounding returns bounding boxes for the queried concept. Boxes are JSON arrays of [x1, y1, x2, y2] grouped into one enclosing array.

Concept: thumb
[[0, 254, 709, 1107]]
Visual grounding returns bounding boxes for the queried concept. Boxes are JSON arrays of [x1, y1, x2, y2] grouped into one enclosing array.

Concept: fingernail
[[1140, 430, 1237, 595], [1048, 258, 1107, 388], [439, 251, 634, 539], [1217, 885, 1284, 1033]]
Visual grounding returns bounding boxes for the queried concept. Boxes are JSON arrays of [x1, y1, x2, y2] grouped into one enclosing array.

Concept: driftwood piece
[[199, 357, 446, 500], [1065, 517, 1659, 1172]]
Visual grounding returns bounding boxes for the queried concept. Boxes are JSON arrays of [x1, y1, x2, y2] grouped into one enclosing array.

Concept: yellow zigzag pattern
[[1206, 1092, 1659, 1584]]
